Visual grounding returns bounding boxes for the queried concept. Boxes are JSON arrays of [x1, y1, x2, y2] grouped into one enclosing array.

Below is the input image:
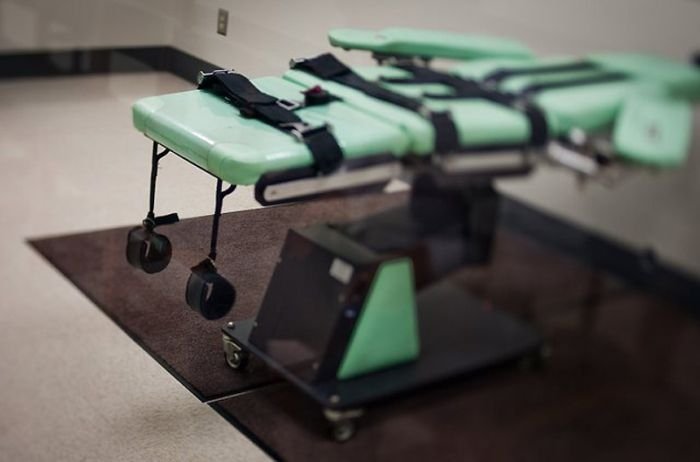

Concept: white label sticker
[[329, 258, 354, 285]]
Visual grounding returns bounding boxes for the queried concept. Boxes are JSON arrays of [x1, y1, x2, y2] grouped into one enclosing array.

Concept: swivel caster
[[125, 225, 172, 274], [331, 419, 355, 443], [323, 408, 364, 443], [186, 259, 236, 320], [223, 333, 249, 371]]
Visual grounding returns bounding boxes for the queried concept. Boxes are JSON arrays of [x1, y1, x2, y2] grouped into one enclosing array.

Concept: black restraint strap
[[483, 61, 599, 85], [391, 64, 549, 147], [518, 71, 629, 97], [380, 65, 480, 89], [198, 71, 343, 174], [291, 54, 459, 153]]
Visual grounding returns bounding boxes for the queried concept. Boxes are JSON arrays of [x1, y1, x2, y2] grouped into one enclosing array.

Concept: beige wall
[[0, 0, 185, 51], [171, 0, 700, 74]]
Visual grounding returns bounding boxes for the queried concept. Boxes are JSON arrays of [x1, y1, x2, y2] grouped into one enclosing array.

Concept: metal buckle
[[197, 69, 236, 86], [276, 98, 302, 111], [288, 57, 307, 69], [279, 122, 329, 142]]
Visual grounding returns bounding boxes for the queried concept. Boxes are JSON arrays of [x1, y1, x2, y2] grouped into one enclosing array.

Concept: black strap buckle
[[276, 98, 302, 111], [279, 122, 331, 142], [279, 122, 342, 174], [142, 212, 180, 230]]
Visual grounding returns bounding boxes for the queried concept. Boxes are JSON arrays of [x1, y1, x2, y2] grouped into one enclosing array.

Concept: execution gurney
[[127, 28, 700, 440]]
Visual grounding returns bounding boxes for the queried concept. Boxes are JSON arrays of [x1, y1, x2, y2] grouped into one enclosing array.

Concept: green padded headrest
[[613, 94, 693, 167], [328, 27, 533, 60]]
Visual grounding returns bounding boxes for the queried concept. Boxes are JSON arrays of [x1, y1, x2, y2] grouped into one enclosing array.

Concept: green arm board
[[588, 53, 700, 101], [328, 27, 533, 60]]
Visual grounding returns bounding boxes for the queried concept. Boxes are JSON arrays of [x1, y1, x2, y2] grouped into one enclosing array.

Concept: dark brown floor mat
[[30, 192, 700, 461]]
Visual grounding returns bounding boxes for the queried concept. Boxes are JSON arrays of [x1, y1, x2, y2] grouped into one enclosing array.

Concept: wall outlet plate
[[217, 8, 228, 36]]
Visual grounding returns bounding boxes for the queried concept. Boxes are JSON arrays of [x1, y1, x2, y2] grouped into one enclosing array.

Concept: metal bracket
[[197, 68, 236, 86]]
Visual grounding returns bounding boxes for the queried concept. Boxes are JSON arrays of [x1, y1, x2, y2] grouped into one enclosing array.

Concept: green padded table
[[133, 76, 410, 186], [133, 50, 699, 187]]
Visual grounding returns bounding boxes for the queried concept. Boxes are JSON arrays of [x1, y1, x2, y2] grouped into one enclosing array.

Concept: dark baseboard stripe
[[0, 46, 215, 82], [164, 47, 218, 83], [501, 196, 700, 314], [0, 46, 169, 78]]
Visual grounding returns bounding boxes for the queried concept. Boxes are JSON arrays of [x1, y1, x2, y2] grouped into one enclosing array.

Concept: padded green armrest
[[588, 53, 700, 101], [450, 54, 700, 101], [613, 94, 693, 166], [338, 60, 692, 161], [133, 77, 410, 185], [449, 55, 677, 134], [450, 56, 573, 80], [328, 28, 533, 60]]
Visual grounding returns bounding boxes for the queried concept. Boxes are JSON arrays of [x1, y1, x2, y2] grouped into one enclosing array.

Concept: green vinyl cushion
[[284, 68, 535, 150], [450, 56, 571, 80], [133, 54, 698, 183], [449, 53, 699, 164], [416, 53, 700, 101], [613, 94, 693, 166], [588, 53, 700, 100], [450, 54, 700, 130], [328, 27, 533, 60], [284, 69, 436, 154], [304, 57, 696, 166], [449, 56, 670, 133], [132, 76, 410, 185]]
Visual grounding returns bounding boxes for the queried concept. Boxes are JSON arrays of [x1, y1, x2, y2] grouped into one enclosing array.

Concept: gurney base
[[223, 280, 542, 438]]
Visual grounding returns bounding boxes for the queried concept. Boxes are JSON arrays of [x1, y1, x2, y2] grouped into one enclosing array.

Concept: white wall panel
[[0, 0, 186, 51], [171, 0, 700, 74]]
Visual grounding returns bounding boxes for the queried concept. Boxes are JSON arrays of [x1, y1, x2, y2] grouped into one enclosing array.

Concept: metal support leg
[[126, 141, 176, 274], [185, 178, 237, 319], [144, 141, 178, 229], [463, 182, 500, 264], [208, 178, 237, 261], [410, 174, 500, 265]]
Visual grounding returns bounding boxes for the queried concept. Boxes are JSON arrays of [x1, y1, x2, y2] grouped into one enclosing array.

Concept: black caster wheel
[[222, 333, 249, 371], [126, 226, 172, 274], [331, 419, 356, 443], [186, 259, 235, 320], [323, 408, 364, 443]]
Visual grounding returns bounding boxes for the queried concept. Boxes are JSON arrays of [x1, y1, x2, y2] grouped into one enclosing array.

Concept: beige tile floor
[[0, 73, 268, 462], [0, 71, 698, 461]]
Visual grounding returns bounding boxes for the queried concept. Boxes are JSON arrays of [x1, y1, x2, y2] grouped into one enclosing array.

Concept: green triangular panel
[[337, 258, 420, 380]]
